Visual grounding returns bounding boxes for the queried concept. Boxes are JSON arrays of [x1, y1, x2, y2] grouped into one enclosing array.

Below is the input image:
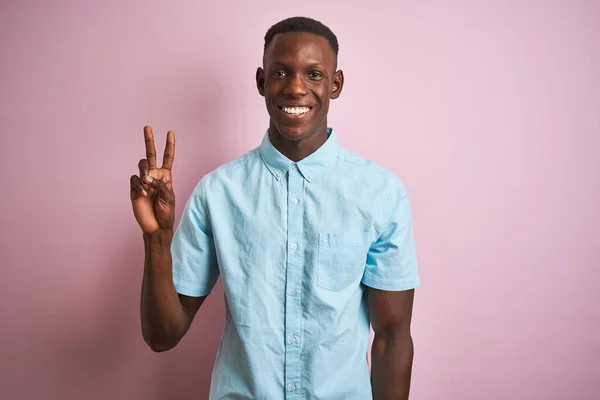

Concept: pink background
[[1, 1, 599, 399]]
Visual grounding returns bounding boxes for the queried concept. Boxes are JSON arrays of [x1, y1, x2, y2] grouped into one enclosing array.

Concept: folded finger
[[138, 159, 149, 178], [130, 175, 147, 199]]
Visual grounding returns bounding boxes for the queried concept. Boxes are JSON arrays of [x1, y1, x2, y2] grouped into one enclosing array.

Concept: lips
[[278, 105, 313, 116]]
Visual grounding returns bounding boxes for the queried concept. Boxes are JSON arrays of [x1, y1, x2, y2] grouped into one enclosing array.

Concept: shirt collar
[[258, 127, 341, 183]]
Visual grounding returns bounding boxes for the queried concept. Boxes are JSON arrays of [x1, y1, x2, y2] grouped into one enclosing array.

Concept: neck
[[268, 123, 329, 162]]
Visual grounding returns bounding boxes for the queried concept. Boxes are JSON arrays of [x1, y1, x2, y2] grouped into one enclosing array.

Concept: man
[[130, 16, 420, 400]]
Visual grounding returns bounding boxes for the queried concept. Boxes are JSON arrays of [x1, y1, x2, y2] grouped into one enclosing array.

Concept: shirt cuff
[[173, 279, 214, 297], [361, 275, 421, 291]]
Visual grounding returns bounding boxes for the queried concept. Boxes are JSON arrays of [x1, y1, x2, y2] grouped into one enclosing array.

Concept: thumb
[[143, 175, 175, 203]]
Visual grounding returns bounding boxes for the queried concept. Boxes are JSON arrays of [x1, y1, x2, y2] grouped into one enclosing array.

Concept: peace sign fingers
[[143, 126, 176, 171], [144, 126, 158, 170], [162, 130, 175, 170]]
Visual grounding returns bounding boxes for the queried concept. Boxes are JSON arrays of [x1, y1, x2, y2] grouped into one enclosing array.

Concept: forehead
[[264, 32, 335, 67]]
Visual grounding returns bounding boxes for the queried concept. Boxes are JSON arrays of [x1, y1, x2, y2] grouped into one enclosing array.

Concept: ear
[[256, 67, 265, 97], [330, 69, 344, 99]]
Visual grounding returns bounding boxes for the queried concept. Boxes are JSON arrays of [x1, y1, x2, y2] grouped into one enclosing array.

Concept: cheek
[[315, 91, 330, 108], [312, 84, 331, 104], [264, 81, 279, 97], [264, 90, 277, 107]]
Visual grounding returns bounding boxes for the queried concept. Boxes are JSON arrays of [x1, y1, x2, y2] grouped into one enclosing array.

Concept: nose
[[284, 73, 308, 97]]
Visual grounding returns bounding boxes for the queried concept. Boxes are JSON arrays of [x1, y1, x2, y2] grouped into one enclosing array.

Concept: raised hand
[[130, 126, 176, 234]]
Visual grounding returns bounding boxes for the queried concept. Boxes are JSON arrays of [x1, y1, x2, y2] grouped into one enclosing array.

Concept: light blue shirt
[[171, 128, 420, 399]]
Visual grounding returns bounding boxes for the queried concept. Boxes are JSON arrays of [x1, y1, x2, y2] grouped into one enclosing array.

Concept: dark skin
[[130, 126, 205, 352], [369, 288, 416, 399], [256, 32, 343, 162], [131, 32, 415, 399]]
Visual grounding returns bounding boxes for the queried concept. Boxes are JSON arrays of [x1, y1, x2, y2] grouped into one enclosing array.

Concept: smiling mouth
[[278, 106, 312, 116]]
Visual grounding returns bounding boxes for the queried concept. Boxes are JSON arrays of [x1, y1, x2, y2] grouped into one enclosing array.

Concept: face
[[256, 32, 344, 142]]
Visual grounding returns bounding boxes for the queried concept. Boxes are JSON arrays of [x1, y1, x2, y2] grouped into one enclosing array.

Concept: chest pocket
[[317, 232, 369, 292]]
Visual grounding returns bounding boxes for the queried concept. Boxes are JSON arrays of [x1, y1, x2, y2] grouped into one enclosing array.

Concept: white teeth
[[282, 106, 310, 115]]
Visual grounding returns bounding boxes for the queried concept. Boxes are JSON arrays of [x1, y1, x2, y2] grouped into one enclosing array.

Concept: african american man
[[130, 16, 420, 400]]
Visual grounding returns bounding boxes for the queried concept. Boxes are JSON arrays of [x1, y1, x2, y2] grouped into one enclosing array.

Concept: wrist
[[143, 228, 174, 248]]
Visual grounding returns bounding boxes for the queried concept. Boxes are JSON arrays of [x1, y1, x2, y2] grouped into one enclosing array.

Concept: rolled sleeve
[[362, 180, 420, 291], [171, 180, 219, 297]]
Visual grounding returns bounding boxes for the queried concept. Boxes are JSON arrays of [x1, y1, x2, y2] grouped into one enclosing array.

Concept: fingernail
[[144, 175, 153, 183]]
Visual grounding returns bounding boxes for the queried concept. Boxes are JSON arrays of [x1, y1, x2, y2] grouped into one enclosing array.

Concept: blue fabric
[[171, 127, 420, 399]]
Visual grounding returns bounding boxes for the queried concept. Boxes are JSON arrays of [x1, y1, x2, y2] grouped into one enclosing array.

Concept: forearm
[[371, 333, 414, 400], [140, 229, 186, 351]]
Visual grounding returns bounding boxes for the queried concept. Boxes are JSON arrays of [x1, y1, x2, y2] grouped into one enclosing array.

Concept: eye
[[272, 70, 287, 77], [308, 71, 324, 79]]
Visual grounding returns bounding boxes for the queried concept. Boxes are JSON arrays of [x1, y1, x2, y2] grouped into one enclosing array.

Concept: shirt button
[[288, 384, 296, 392], [289, 289, 297, 296], [291, 243, 298, 250], [289, 336, 297, 344], [292, 164, 298, 170], [291, 198, 298, 205]]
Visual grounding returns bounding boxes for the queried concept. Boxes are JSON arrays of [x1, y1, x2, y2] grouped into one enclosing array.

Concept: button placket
[[284, 165, 304, 398]]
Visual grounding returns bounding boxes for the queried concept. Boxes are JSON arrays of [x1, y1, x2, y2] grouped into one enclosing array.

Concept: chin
[[273, 123, 313, 141]]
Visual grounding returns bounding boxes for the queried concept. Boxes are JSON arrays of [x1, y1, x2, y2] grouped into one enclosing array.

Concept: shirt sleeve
[[362, 179, 421, 291], [171, 179, 219, 297]]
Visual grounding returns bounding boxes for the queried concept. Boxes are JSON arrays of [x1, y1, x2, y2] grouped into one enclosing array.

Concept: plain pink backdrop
[[1, 1, 599, 399]]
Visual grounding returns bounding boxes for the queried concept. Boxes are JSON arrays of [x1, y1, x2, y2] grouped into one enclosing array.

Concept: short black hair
[[264, 16, 339, 57]]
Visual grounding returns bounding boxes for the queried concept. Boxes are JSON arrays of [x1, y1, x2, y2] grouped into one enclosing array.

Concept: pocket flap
[[318, 232, 363, 247]]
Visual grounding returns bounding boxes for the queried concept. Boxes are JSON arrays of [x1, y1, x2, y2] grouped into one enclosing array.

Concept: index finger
[[162, 130, 175, 170], [144, 126, 157, 169]]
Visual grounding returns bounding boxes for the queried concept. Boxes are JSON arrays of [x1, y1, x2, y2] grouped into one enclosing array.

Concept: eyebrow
[[268, 61, 327, 69]]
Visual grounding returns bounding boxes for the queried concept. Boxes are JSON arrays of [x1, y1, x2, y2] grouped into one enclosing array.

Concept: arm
[[364, 179, 420, 398], [140, 228, 206, 352], [368, 288, 415, 400], [131, 126, 208, 352]]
